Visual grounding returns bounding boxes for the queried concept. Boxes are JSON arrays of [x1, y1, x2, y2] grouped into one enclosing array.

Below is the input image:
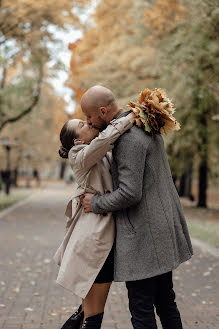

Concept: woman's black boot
[[80, 312, 104, 329], [61, 304, 84, 329]]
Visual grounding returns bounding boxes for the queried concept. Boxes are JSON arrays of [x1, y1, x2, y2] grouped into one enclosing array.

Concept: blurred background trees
[[0, 0, 89, 193], [0, 0, 88, 130], [153, 0, 219, 207], [67, 0, 219, 208], [0, 0, 218, 208]]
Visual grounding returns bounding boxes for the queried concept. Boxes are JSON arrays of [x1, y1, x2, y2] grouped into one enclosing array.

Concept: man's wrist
[[90, 194, 98, 213]]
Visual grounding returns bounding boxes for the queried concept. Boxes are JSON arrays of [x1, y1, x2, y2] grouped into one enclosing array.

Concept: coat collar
[[116, 109, 131, 119]]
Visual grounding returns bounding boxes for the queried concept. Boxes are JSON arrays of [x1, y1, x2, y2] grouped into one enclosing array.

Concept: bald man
[[81, 85, 193, 329], [80, 85, 123, 130]]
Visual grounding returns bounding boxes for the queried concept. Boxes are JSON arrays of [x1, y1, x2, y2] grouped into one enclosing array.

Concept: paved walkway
[[0, 182, 218, 329]]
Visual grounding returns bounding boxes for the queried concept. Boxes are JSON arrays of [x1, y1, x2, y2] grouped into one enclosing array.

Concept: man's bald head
[[81, 85, 116, 112], [81, 85, 121, 130]]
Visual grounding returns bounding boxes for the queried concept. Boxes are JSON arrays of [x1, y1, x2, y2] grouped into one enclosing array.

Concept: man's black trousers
[[126, 271, 183, 329]]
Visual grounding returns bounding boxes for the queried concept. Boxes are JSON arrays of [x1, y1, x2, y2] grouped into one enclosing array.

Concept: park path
[[0, 182, 218, 329]]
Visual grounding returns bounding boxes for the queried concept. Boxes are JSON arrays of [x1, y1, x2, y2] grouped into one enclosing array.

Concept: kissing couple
[[53, 85, 193, 329]]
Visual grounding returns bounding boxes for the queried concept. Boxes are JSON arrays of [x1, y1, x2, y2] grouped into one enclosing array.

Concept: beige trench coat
[[53, 116, 132, 298]]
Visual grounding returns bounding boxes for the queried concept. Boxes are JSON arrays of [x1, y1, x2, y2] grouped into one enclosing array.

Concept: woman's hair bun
[[58, 145, 69, 159]]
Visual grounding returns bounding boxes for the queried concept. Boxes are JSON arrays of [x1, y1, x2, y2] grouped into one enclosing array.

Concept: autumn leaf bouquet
[[127, 88, 180, 135]]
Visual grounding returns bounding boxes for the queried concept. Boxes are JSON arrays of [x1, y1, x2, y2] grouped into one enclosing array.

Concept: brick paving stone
[[0, 182, 218, 329]]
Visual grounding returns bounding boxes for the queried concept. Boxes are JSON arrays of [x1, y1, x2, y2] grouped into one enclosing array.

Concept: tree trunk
[[197, 157, 208, 207], [184, 161, 194, 200], [179, 173, 186, 197], [197, 112, 208, 208], [179, 161, 194, 200]]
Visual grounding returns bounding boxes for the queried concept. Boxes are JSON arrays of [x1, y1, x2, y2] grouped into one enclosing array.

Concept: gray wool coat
[[91, 112, 193, 282]]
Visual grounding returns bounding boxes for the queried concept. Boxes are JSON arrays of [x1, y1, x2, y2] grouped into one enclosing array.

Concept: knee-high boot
[[61, 304, 84, 329], [80, 312, 104, 329]]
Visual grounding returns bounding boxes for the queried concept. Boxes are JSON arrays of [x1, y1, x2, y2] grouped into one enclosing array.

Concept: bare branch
[[1, 65, 7, 89], [0, 22, 19, 37], [0, 65, 43, 132]]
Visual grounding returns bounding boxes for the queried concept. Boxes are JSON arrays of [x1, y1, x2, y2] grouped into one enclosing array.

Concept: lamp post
[[0, 137, 19, 194]]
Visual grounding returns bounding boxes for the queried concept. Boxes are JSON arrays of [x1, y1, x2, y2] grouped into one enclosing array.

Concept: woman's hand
[[127, 111, 136, 123]]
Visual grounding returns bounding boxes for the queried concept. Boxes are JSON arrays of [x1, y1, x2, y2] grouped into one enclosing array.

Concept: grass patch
[[183, 204, 219, 248], [0, 189, 31, 211], [186, 217, 219, 248]]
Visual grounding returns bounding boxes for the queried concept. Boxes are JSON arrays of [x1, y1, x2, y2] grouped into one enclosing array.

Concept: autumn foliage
[[66, 0, 218, 207], [128, 88, 180, 135]]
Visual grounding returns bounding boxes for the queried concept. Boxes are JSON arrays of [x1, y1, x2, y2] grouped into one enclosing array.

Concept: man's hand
[[80, 193, 95, 213]]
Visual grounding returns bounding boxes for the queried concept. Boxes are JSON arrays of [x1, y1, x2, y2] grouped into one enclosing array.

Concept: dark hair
[[58, 121, 79, 159]]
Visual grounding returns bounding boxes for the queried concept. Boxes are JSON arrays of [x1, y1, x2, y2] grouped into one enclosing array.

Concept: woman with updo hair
[[53, 113, 135, 329], [58, 121, 79, 159]]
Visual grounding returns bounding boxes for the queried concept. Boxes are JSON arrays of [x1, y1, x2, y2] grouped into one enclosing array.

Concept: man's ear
[[99, 106, 107, 117]]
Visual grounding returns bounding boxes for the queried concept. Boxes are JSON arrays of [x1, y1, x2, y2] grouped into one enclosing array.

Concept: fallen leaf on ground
[[203, 272, 210, 276], [24, 307, 33, 311], [23, 267, 31, 272]]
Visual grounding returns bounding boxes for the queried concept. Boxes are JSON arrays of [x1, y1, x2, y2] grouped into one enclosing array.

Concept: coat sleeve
[[70, 116, 133, 171], [91, 130, 151, 213]]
